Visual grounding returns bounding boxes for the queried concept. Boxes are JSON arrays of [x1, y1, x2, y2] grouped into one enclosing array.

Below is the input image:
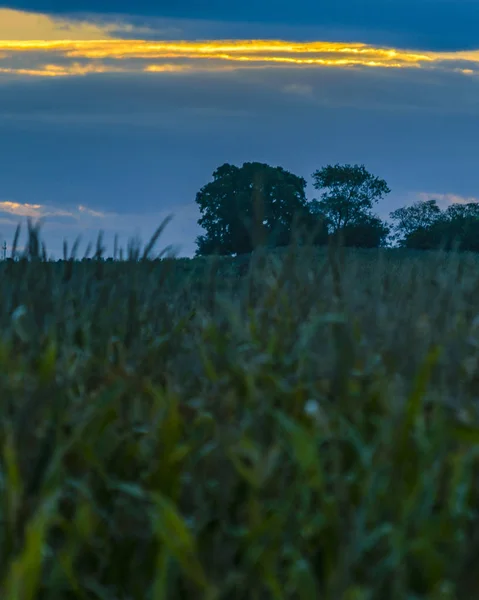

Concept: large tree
[[311, 164, 391, 233], [389, 199, 443, 247], [195, 162, 311, 256]]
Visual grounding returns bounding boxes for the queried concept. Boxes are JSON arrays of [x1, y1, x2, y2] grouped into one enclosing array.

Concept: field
[[2, 227, 479, 599]]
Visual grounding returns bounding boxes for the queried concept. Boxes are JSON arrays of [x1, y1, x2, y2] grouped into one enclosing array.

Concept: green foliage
[[3, 223, 479, 597], [311, 163, 391, 232], [195, 162, 310, 256], [390, 199, 479, 252], [333, 214, 390, 248], [390, 199, 444, 247], [195, 161, 391, 255]]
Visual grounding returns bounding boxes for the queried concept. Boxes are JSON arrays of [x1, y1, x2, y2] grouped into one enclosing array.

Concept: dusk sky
[[1, 1, 479, 257]]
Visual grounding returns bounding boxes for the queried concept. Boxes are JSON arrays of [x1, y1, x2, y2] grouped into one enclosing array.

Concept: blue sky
[[1, 3, 479, 257]]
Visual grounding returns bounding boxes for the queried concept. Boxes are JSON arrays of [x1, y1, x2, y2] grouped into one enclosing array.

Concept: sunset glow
[[1, 9, 479, 78]]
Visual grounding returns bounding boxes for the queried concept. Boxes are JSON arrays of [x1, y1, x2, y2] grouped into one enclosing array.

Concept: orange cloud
[[1, 8, 479, 78], [0, 8, 152, 41], [0, 200, 109, 220], [0, 38, 433, 70], [0, 201, 44, 217]]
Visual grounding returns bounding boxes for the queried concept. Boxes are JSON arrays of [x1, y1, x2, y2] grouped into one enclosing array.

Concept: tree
[[390, 199, 479, 252], [440, 202, 479, 252], [311, 164, 391, 233], [389, 199, 443, 246], [443, 202, 479, 222], [458, 218, 479, 252], [339, 214, 390, 248], [400, 224, 446, 250], [195, 162, 311, 256]]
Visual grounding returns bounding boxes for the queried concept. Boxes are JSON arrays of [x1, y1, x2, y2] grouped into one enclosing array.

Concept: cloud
[[282, 83, 313, 97], [77, 204, 106, 217], [0, 8, 158, 40], [1, 62, 478, 136], [0, 200, 44, 218], [3, 8, 479, 81], [416, 192, 479, 208], [0, 38, 454, 77], [0, 198, 200, 258], [0, 199, 104, 220]]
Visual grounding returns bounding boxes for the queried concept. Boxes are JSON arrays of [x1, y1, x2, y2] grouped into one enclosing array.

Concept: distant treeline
[[194, 161, 479, 256]]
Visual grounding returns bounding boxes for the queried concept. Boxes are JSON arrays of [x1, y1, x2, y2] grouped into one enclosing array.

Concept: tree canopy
[[310, 164, 391, 233], [338, 214, 390, 248], [195, 162, 312, 256], [389, 199, 443, 247], [194, 159, 479, 256], [390, 199, 479, 251]]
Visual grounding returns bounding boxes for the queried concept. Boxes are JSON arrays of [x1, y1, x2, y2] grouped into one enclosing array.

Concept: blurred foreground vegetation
[[3, 222, 479, 599]]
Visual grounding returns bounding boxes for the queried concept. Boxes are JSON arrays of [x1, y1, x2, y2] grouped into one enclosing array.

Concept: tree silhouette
[[195, 162, 311, 256], [311, 164, 390, 234], [309, 164, 390, 248], [389, 199, 443, 247], [390, 199, 479, 251], [339, 214, 390, 248]]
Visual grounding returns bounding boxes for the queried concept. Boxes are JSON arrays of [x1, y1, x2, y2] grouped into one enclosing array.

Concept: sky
[[1, 2, 479, 258]]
